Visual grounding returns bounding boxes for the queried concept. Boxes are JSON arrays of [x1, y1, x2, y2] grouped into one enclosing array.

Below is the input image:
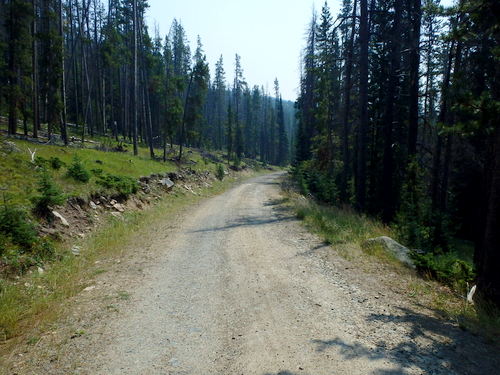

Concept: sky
[[145, 0, 337, 101], [145, 0, 457, 102]]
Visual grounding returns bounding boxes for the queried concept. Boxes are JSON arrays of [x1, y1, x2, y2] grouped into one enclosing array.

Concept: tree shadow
[[310, 305, 500, 375], [189, 214, 294, 233]]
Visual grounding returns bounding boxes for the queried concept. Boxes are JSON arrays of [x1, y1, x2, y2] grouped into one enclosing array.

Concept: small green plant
[[66, 156, 91, 183], [0, 205, 38, 255], [96, 173, 138, 198], [49, 156, 64, 170], [216, 164, 225, 181], [411, 251, 475, 291], [0, 201, 55, 272], [33, 156, 47, 166], [31, 172, 66, 216]]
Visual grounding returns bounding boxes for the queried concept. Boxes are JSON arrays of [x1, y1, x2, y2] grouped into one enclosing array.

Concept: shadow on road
[[310, 305, 499, 375], [189, 214, 294, 233]]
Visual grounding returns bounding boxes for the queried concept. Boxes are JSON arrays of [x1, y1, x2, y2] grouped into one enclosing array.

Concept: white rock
[[37, 267, 44, 275], [113, 203, 125, 212], [89, 201, 98, 210], [52, 211, 70, 227], [83, 285, 96, 292], [71, 246, 81, 256], [160, 178, 175, 189], [362, 236, 415, 268]]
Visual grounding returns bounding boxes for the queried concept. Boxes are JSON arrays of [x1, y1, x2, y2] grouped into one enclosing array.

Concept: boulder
[[362, 236, 415, 268], [52, 211, 70, 227], [160, 178, 175, 189]]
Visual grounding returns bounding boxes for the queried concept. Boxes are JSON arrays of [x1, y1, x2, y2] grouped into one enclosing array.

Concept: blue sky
[[145, 0, 456, 101]]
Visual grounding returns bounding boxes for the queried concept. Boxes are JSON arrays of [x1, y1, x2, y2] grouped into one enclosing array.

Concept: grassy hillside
[[0, 136, 217, 207]]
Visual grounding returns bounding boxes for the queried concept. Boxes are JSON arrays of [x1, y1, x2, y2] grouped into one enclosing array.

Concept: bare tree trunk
[[340, 0, 357, 201], [179, 72, 194, 161], [32, 0, 39, 138], [356, 0, 369, 211], [381, 0, 402, 222], [132, 0, 138, 155], [59, 0, 68, 145], [407, 0, 421, 158]]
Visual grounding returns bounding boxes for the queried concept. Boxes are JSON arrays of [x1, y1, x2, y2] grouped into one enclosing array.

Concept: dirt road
[[9, 172, 499, 374]]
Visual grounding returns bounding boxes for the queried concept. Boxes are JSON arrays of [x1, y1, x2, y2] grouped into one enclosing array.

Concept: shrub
[[96, 174, 138, 198], [0, 205, 38, 254], [412, 251, 475, 291], [216, 164, 225, 181], [66, 156, 90, 182], [31, 172, 66, 216], [34, 156, 48, 168], [49, 156, 64, 170]]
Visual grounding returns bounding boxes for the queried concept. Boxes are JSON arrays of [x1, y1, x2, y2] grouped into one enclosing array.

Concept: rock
[[89, 201, 98, 210], [83, 285, 96, 292], [40, 227, 58, 235], [113, 203, 125, 212], [160, 178, 175, 189], [71, 246, 81, 256], [110, 199, 117, 205], [37, 267, 44, 275], [168, 172, 183, 182], [110, 212, 122, 218], [52, 211, 70, 227], [1, 140, 20, 153], [362, 236, 415, 268], [139, 176, 151, 184]]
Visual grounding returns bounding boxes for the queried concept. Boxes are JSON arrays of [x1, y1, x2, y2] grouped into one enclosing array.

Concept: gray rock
[[160, 178, 175, 189], [52, 211, 70, 227], [113, 203, 125, 212], [362, 236, 415, 268], [71, 246, 81, 256], [1, 140, 21, 153], [89, 201, 98, 210]]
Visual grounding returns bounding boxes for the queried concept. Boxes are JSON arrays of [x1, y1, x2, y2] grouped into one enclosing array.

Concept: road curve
[[72, 173, 499, 374]]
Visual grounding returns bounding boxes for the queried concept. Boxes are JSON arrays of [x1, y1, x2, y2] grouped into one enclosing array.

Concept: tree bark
[[340, 0, 357, 202], [356, 0, 369, 211], [132, 0, 138, 155]]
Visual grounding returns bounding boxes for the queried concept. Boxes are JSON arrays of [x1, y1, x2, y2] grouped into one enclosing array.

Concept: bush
[[49, 156, 64, 170], [66, 156, 90, 182], [293, 161, 339, 204], [0, 205, 38, 254], [0, 201, 56, 273], [34, 156, 48, 168], [412, 251, 475, 291], [96, 174, 138, 198], [216, 164, 225, 181], [31, 172, 66, 216]]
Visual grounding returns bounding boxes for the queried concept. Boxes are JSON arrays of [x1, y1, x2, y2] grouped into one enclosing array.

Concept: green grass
[[0, 136, 178, 206], [294, 199, 390, 246]]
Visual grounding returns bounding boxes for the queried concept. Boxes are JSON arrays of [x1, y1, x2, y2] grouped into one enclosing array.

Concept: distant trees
[[0, 0, 295, 166], [294, 0, 500, 307]]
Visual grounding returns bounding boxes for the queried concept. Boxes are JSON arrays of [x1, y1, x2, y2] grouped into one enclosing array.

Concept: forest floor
[[2, 172, 500, 375]]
